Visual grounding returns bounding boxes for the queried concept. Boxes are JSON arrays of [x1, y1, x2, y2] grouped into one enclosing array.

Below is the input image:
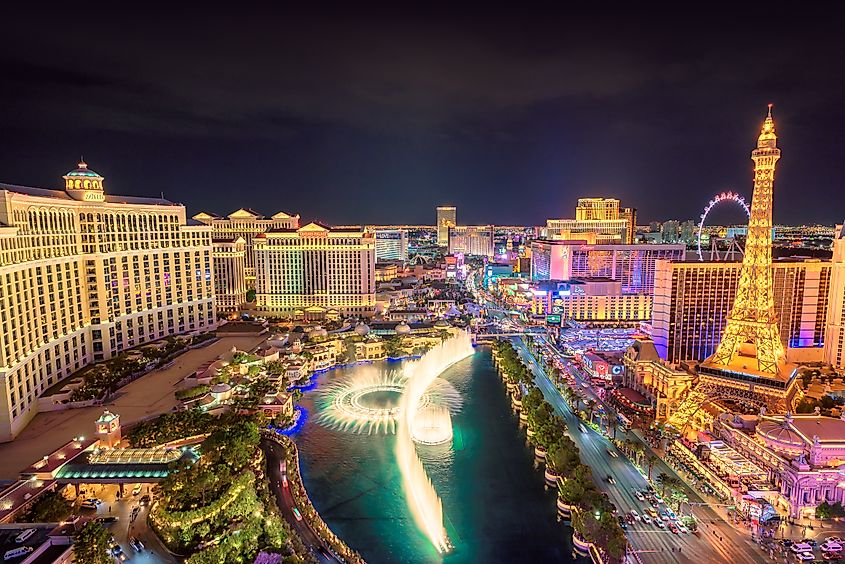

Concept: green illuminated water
[[295, 350, 582, 563]]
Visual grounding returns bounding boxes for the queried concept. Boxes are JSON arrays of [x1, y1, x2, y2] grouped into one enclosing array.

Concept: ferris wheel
[[697, 191, 751, 261]]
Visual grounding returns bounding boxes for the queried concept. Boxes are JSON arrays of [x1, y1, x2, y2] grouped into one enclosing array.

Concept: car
[[828, 538, 843, 544], [822, 542, 844, 553], [635, 491, 645, 502], [140, 495, 151, 506], [805, 539, 819, 547], [129, 537, 144, 552], [282, 476, 288, 488], [641, 514, 653, 524], [655, 518, 666, 528], [630, 509, 640, 521], [606, 475, 616, 485], [80, 501, 98, 510], [782, 540, 794, 547], [677, 524, 689, 534], [292, 507, 303, 521], [669, 523, 679, 534], [823, 552, 842, 561], [84, 497, 101, 505], [95, 516, 118, 524], [607, 449, 618, 458], [617, 516, 628, 530], [650, 499, 660, 508], [112, 545, 127, 561], [646, 507, 658, 518], [795, 552, 815, 562], [792, 543, 814, 553], [132, 484, 142, 496], [578, 424, 586, 433]]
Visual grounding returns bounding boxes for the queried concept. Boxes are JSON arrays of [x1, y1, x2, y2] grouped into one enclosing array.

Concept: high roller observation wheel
[[697, 191, 751, 261]]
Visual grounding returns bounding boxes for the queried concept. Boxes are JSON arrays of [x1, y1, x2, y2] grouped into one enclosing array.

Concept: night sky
[[2, 7, 843, 226]]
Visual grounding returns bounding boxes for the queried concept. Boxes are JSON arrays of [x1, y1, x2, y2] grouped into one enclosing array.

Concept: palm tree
[[606, 417, 618, 440], [656, 472, 671, 496], [646, 454, 658, 481], [585, 399, 597, 423]]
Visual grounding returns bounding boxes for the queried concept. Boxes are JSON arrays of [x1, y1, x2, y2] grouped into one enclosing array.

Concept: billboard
[[545, 314, 562, 325]]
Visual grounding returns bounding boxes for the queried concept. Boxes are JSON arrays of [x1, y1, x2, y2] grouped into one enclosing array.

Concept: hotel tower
[[0, 162, 216, 441]]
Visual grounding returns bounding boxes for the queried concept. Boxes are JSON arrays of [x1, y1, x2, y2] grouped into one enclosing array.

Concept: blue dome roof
[[65, 160, 102, 178]]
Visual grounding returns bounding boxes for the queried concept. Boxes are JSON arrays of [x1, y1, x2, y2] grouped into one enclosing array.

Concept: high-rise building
[[193, 208, 300, 287], [529, 240, 685, 294], [212, 237, 247, 312], [661, 220, 680, 243], [374, 229, 408, 262], [547, 197, 636, 244], [825, 224, 845, 369], [436, 206, 456, 246], [679, 220, 696, 245], [669, 107, 798, 429], [652, 258, 831, 364], [253, 223, 376, 319], [448, 225, 494, 258], [0, 161, 217, 441]]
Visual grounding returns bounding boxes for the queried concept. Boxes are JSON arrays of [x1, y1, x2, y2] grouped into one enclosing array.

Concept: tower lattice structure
[[710, 105, 785, 375]]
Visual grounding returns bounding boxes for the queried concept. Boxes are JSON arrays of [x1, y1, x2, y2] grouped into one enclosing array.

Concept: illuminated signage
[[545, 314, 562, 325]]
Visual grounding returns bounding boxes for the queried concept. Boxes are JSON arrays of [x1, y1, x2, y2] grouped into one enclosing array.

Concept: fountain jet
[[396, 331, 474, 553]]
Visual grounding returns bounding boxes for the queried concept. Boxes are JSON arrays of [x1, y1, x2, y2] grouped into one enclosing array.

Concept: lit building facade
[[436, 206, 456, 247], [374, 229, 408, 262], [652, 258, 831, 364], [529, 239, 685, 294], [212, 237, 247, 312], [622, 338, 696, 422], [193, 208, 300, 286], [0, 162, 216, 441], [530, 279, 652, 325], [825, 224, 845, 369], [448, 225, 494, 258], [546, 197, 637, 244], [253, 223, 376, 319]]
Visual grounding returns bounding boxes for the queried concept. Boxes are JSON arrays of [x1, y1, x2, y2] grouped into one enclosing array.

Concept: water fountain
[[315, 364, 462, 438], [395, 331, 474, 553]]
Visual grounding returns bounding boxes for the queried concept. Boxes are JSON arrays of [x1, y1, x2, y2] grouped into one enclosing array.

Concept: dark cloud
[[1, 7, 844, 225]]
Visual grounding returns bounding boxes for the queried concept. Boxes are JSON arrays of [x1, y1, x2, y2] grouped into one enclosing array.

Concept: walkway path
[[0, 335, 265, 479]]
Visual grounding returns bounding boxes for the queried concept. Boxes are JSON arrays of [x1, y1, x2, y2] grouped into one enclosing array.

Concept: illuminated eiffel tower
[[668, 107, 799, 430]]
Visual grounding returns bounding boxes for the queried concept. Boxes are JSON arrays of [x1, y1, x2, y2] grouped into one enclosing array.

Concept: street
[[510, 336, 764, 564], [262, 438, 338, 563]]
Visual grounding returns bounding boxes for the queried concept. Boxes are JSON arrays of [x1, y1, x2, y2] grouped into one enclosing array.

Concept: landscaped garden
[[147, 412, 312, 563], [70, 333, 217, 401]]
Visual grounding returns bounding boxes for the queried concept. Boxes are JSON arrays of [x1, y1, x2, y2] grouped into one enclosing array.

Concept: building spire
[[758, 104, 777, 148]]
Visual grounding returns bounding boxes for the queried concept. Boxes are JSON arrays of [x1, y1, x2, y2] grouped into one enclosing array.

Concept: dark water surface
[[295, 349, 580, 563]]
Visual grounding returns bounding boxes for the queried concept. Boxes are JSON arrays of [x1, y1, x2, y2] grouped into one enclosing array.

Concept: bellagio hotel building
[[0, 162, 216, 441]]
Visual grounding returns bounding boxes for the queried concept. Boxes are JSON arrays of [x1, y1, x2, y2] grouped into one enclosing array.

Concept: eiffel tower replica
[[668, 106, 800, 430]]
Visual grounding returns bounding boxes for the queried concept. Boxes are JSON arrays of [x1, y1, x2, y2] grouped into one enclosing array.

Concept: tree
[[816, 501, 845, 519], [23, 490, 71, 523], [246, 289, 256, 302], [74, 521, 112, 564], [646, 454, 658, 481], [657, 472, 672, 497]]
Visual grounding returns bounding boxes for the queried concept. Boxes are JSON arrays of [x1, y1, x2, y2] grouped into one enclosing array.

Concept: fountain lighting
[[315, 366, 462, 437], [396, 331, 474, 553], [411, 405, 453, 446]]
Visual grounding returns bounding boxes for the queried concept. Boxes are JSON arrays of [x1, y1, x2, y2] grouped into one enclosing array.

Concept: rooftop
[[0, 182, 177, 206]]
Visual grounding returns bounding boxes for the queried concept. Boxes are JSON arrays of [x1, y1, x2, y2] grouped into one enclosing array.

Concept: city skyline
[[2, 8, 844, 226]]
